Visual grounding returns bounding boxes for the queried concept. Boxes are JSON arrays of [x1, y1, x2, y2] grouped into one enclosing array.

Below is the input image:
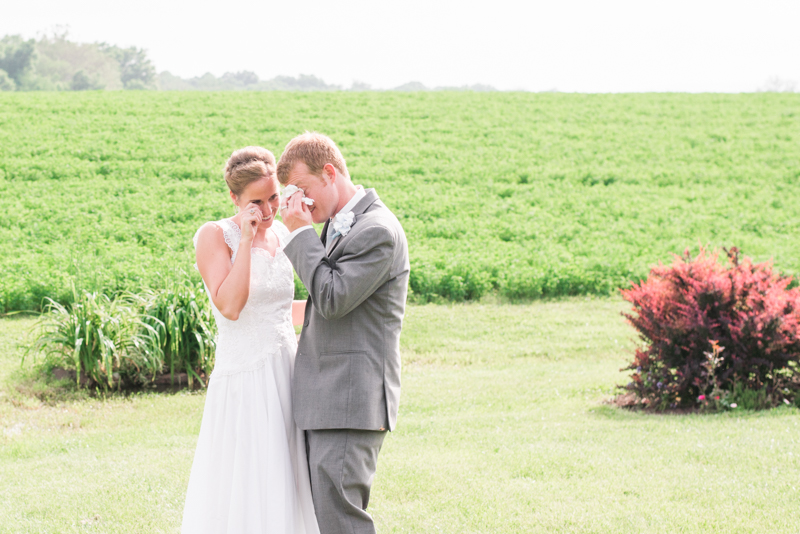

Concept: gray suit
[[284, 188, 409, 534]]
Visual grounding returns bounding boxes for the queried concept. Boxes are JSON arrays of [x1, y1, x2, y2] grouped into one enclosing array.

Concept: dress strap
[[216, 219, 242, 263], [271, 220, 290, 244], [193, 220, 242, 265]]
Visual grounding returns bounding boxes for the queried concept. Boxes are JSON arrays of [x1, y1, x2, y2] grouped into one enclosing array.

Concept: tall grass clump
[[27, 291, 163, 389], [26, 284, 217, 390], [142, 280, 216, 387], [620, 247, 800, 411]]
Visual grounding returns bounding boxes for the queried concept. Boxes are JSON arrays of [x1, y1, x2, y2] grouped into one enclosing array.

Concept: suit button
[[303, 319, 309, 327]]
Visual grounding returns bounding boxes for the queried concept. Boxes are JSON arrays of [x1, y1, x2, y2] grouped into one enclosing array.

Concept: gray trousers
[[306, 429, 387, 534]]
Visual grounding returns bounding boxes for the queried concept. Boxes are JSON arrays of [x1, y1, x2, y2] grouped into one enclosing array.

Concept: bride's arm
[[195, 223, 253, 321]]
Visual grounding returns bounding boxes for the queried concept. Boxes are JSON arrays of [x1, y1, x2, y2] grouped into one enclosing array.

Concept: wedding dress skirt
[[182, 219, 319, 534]]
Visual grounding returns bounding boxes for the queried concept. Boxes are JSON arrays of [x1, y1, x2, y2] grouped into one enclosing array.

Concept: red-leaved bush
[[621, 247, 800, 410]]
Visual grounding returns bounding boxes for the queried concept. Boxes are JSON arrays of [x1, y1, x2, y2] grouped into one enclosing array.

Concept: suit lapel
[[326, 189, 380, 256], [321, 219, 330, 247]]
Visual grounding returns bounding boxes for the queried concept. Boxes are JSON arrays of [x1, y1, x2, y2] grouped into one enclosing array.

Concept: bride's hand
[[240, 203, 263, 243]]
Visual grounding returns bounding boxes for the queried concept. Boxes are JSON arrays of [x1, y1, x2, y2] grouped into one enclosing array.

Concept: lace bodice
[[193, 219, 296, 374]]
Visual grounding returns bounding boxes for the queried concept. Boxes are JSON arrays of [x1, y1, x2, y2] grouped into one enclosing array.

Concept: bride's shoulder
[[193, 219, 236, 249]]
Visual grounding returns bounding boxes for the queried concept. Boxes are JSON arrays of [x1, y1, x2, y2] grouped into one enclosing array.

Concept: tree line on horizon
[[0, 32, 497, 93]]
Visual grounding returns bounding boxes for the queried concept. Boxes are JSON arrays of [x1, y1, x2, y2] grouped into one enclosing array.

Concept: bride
[[181, 146, 319, 533]]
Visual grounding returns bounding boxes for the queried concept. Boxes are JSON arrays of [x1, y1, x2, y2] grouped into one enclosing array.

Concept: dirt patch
[[48, 367, 206, 395], [605, 392, 700, 415]]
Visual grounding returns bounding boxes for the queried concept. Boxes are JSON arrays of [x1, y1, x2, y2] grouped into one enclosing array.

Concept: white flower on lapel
[[331, 211, 356, 239]]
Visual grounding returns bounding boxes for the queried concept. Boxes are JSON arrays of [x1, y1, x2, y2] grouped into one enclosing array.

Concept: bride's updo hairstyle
[[223, 146, 277, 196]]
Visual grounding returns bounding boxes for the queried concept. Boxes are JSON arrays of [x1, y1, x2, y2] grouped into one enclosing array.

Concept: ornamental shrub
[[620, 247, 800, 410]]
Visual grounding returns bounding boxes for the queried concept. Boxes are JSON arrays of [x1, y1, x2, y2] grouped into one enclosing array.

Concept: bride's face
[[234, 175, 281, 228]]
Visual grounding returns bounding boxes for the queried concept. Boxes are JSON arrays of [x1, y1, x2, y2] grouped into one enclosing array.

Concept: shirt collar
[[332, 185, 365, 220]]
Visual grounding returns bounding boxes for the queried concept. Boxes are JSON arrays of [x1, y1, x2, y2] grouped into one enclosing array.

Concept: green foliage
[[157, 71, 340, 91], [141, 280, 216, 387], [0, 35, 36, 87], [726, 382, 770, 410], [34, 32, 123, 91], [0, 92, 799, 309], [0, 69, 14, 91], [1, 31, 499, 94], [0, 32, 157, 92], [97, 43, 156, 90], [27, 291, 162, 389], [26, 284, 216, 389], [70, 70, 102, 91]]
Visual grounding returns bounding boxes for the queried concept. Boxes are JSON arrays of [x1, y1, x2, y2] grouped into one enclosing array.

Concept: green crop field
[[1, 91, 798, 311]]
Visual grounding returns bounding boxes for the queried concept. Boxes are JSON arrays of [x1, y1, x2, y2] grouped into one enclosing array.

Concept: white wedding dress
[[182, 219, 319, 534]]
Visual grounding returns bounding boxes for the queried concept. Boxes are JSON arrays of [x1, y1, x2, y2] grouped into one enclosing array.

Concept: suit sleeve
[[284, 224, 395, 321]]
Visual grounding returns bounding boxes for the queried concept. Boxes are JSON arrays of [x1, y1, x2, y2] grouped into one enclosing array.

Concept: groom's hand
[[282, 192, 313, 232]]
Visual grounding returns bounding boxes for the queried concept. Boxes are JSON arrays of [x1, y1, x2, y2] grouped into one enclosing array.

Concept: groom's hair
[[277, 132, 348, 185]]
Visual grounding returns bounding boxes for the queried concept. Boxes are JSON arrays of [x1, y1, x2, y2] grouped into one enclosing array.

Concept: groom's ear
[[322, 163, 337, 184]]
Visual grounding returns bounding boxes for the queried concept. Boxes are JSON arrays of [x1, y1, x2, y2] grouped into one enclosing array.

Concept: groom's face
[[285, 161, 337, 224]]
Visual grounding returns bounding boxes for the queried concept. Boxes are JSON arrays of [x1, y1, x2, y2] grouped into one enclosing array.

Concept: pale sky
[[3, 0, 799, 92]]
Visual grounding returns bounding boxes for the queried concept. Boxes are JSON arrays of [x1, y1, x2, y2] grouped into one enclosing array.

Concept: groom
[[278, 132, 410, 534]]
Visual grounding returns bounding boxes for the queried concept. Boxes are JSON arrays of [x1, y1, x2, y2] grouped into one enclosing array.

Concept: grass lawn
[[1, 298, 799, 533]]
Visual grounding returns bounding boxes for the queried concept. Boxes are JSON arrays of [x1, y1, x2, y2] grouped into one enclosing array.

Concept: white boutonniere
[[330, 211, 355, 240]]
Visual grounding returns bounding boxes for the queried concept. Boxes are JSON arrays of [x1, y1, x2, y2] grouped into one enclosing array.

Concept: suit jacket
[[284, 189, 410, 431]]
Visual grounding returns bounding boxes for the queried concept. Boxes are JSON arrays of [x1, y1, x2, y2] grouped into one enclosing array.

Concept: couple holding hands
[[182, 132, 410, 534]]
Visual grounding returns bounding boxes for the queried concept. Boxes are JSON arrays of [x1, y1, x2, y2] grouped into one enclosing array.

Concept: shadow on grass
[[6, 363, 205, 407], [590, 399, 800, 420]]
